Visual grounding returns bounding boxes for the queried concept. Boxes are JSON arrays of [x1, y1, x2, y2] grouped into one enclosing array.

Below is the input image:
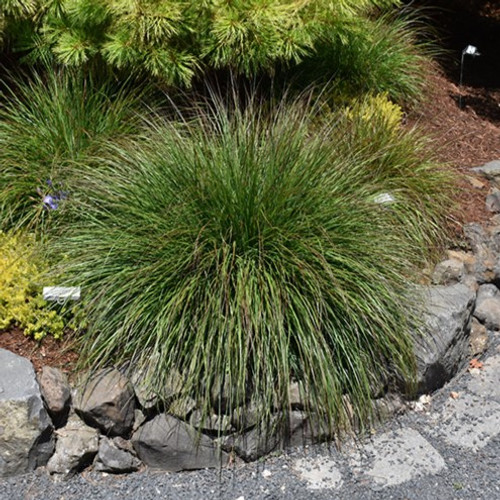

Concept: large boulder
[[412, 284, 475, 394], [74, 368, 135, 436], [46, 413, 99, 479], [132, 414, 229, 471], [0, 349, 54, 477]]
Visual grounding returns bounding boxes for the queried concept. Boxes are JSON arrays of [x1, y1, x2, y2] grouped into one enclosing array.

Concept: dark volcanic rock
[[132, 414, 229, 471], [38, 366, 72, 427], [94, 436, 142, 473], [74, 368, 135, 437], [411, 284, 475, 394], [46, 413, 99, 479]]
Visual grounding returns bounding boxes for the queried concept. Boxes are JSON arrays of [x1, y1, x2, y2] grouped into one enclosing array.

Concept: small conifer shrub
[[1, 1, 430, 102], [0, 231, 69, 340]]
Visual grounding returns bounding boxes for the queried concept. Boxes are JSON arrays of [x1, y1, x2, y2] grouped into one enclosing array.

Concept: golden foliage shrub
[[346, 93, 404, 132], [0, 231, 65, 340]]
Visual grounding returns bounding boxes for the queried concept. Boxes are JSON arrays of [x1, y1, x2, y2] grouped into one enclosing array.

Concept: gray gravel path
[[1, 331, 499, 500]]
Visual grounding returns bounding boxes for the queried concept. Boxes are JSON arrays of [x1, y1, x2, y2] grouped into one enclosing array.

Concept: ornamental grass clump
[[51, 97, 453, 436], [294, 13, 434, 104], [0, 67, 143, 231]]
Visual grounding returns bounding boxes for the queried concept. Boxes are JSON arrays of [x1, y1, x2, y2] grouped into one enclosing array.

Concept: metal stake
[[459, 45, 480, 109]]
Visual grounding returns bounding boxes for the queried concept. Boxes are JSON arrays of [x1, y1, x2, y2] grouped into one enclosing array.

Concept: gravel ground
[[1, 332, 499, 500], [1, 434, 499, 500]]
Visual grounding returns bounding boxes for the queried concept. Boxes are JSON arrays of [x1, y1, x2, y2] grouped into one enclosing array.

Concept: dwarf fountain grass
[[0, 66, 144, 231], [50, 96, 453, 437], [293, 13, 436, 105]]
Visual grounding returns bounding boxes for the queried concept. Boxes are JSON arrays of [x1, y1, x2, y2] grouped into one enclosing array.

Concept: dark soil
[[0, 1, 499, 373], [0, 327, 79, 374]]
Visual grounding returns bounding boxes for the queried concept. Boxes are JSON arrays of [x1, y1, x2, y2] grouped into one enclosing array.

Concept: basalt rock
[[0, 349, 54, 478], [473, 284, 500, 330], [94, 436, 142, 473], [411, 284, 475, 394], [74, 368, 135, 437], [132, 414, 229, 471], [46, 413, 99, 479], [38, 366, 71, 428]]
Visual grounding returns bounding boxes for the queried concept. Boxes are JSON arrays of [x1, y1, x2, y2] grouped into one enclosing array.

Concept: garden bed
[[0, 327, 78, 375], [0, 0, 498, 481], [0, 61, 498, 400]]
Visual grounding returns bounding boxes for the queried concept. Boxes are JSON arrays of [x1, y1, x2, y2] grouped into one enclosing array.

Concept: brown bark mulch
[[0, 327, 79, 375]]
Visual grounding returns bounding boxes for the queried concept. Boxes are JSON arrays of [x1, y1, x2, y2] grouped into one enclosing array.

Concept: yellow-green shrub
[[346, 93, 404, 132], [0, 231, 65, 340]]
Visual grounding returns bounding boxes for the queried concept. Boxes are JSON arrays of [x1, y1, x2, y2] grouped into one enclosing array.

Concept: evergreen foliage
[[0, 230, 69, 340], [0, 0, 429, 101]]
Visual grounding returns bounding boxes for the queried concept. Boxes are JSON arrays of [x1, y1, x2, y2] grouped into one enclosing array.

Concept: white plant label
[[464, 45, 479, 56], [43, 286, 81, 304], [373, 192, 396, 205]]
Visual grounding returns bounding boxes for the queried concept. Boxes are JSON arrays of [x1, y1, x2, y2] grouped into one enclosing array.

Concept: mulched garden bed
[[1, 0, 498, 372], [0, 327, 78, 374]]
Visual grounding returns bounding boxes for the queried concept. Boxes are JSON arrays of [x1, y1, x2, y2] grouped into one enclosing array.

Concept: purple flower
[[40, 179, 69, 210], [43, 195, 59, 210]]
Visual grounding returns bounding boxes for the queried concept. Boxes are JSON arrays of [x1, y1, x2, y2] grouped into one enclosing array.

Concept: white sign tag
[[373, 192, 396, 205], [43, 286, 81, 304], [464, 45, 479, 56]]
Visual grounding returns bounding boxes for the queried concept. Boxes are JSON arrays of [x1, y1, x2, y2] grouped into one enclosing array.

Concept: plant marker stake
[[43, 286, 81, 305], [459, 45, 480, 109], [373, 192, 396, 205]]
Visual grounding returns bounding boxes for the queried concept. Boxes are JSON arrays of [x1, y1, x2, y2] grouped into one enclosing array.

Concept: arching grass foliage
[[0, 67, 144, 231], [48, 95, 453, 435]]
